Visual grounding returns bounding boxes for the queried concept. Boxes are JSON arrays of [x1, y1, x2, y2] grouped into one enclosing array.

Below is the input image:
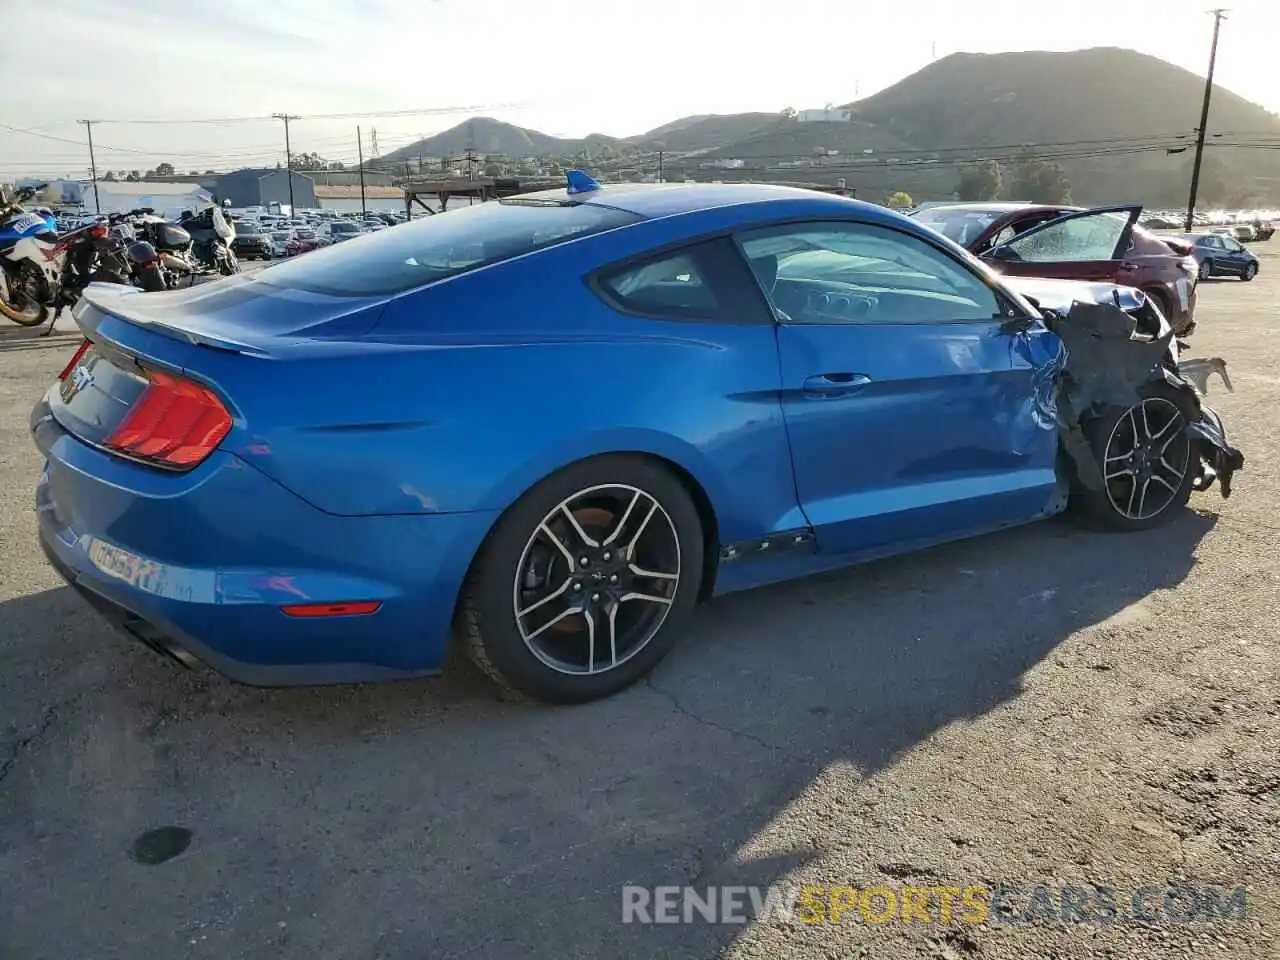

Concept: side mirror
[[983, 244, 1017, 262]]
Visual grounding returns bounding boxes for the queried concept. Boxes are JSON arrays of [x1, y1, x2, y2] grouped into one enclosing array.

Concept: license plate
[[88, 539, 165, 593]]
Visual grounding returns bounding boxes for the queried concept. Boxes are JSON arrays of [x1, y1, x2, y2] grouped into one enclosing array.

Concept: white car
[[269, 231, 293, 257]]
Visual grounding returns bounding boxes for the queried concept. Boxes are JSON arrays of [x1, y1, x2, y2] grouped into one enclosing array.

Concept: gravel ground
[[1, 255, 1277, 959]]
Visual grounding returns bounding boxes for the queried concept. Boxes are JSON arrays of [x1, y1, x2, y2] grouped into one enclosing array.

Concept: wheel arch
[[457, 438, 727, 627]]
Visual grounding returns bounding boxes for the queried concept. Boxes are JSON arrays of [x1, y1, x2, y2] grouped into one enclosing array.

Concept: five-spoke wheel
[[514, 484, 681, 677], [1073, 386, 1198, 531], [1102, 398, 1191, 522], [461, 455, 702, 703]]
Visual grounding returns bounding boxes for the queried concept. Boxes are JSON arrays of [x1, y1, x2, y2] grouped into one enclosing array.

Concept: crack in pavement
[[644, 676, 790, 754], [0, 703, 60, 787]]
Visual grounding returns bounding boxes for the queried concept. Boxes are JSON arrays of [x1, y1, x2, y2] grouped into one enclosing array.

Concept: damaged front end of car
[[1031, 288, 1244, 501]]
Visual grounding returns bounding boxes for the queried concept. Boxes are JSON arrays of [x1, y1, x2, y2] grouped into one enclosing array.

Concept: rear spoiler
[[74, 283, 253, 354]]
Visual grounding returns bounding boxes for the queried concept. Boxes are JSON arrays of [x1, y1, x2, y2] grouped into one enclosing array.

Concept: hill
[[831, 48, 1280, 205], [379, 117, 623, 163], [375, 49, 1280, 204], [629, 113, 780, 152]]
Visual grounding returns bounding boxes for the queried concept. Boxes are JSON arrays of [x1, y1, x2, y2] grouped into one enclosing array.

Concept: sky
[[4, 0, 1278, 179]]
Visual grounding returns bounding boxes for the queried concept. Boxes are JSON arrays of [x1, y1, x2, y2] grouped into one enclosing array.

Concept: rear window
[[259, 200, 641, 296]]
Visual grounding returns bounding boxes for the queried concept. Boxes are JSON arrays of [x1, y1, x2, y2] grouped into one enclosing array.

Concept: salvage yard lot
[[1, 257, 1278, 959]]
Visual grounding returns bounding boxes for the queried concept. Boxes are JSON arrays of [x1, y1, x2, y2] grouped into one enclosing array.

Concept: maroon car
[[911, 203, 1201, 335]]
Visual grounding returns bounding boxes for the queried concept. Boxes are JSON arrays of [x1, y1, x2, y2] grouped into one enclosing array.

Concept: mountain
[[379, 117, 623, 164], [376, 49, 1280, 204], [629, 113, 780, 152], [844, 47, 1280, 152]]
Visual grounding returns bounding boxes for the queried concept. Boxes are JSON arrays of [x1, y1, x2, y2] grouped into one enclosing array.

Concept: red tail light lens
[[59, 339, 92, 380], [89, 225, 108, 238], [105, 369, 232, 468], [282, 601, 382, 618]]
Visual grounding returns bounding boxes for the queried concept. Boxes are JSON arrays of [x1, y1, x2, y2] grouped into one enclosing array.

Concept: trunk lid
[[47, 277, 390, 465]]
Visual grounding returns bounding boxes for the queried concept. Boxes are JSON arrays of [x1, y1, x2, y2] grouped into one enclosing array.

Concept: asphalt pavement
[[1, 256, 1277, 959]]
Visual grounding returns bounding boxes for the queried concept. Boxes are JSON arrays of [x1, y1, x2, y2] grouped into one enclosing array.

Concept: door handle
[[801, 372, 872, 399]]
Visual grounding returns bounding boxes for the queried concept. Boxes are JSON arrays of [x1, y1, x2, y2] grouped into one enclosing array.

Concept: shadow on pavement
[[0, 509, 1217, 959]]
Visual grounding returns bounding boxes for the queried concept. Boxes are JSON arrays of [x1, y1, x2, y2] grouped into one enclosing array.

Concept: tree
[[955, 160, 1002, 201], [154, 162, 175, 177], [102, 170, 117, 181], [885, 191, 913, 209], [1005, 157, 1071, 204], [291, 152, 329, 171], [144, 169, 156, 179], [126, 170, 141, 182], [780, 107, 797, 120], [204, 169, 217, 175], [483, 163, 503, 177], [188, 170, 200, 176]]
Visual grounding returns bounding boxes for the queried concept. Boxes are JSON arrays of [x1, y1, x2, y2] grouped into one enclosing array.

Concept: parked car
[[31, 180, 1241, 704], [1180, 233, 1260, 281], [269, 231, 293, 258], [320, 220, 364, 243], [231, 228, 273, 261], [286, 228, 322, 255], [1230, 224, 1256, 243], [912, 203, 1201, 335]]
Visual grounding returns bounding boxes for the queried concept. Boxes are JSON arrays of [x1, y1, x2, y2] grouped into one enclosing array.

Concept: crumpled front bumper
[[1041, 298, 1244, 499]]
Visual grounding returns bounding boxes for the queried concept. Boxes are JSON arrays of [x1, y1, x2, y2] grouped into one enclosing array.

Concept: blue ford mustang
[[31, 176, 1242, 702]]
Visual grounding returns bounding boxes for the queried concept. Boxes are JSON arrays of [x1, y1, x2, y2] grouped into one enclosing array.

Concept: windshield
[[332, 223, 360, 233], [911, 207, 1005, 246], [259, 199, 641, 296]]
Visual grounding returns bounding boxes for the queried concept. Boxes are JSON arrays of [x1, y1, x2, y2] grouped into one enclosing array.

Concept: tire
[[1198, 259, 1213, 281], [1241, 263, 1257, 282], [137, 263, 166, 293], [1069, 384, 1197, 532], [0, 262, 50, 326], [460, 455, 704, 704]]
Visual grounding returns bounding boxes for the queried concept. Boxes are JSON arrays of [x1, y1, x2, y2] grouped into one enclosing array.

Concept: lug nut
[[579, 556, 590, 567], [609, 574, 619, 584], [572, 582, 582, 591], [591, 593, 600, 602], [602, 550, 612, 561]]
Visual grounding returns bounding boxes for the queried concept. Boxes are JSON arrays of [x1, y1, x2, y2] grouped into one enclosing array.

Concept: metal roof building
[[214, 168, 317, 210]]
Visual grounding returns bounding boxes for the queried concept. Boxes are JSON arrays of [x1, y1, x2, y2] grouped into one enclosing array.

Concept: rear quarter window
[[259, 200, 640, 296]]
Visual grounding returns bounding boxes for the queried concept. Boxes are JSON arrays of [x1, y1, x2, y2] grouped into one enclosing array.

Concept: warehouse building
[[214, 168, 317, 210]]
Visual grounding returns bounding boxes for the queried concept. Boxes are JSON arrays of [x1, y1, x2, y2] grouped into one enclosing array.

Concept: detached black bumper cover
[[1045, 299, 1243, 498]]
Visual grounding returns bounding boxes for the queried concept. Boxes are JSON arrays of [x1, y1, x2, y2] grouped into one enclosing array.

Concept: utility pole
[[1185, 9, 1228, 232], [272, 113, 300, 213], [78, 120, 100, 214], [657, 150, 664, 183], [356, 125, 368, 217]]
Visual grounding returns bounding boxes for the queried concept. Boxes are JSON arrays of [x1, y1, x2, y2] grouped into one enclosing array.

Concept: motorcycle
[[0, 185, 137, 327], [129, 206, 239, 278]]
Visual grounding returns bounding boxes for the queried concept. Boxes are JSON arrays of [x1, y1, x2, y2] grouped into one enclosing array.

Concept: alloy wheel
[[1103, 398, 1191, 521], [513, 484, 681, 676]]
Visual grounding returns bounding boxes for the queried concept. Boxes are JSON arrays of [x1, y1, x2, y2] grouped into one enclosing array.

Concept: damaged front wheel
[[1071, 386, 1197, 531]]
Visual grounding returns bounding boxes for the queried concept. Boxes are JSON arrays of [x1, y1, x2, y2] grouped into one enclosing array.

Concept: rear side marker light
[[281, 601, 382, 618], [59, 339, 91, 380], [105, 369, 232, 468]]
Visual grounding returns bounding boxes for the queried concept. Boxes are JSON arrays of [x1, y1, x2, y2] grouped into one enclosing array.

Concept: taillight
[[89, 225, 108, 239], [104, 369, 232, 468], [59, 339, 92, 380]]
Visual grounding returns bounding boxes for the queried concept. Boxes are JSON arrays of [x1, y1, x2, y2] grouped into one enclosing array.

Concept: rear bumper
[[32, 397, 499, 685]]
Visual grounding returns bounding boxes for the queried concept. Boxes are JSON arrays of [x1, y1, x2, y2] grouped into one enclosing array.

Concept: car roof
[[916, 202, 1072, 215], [514, 182, 887, 223]]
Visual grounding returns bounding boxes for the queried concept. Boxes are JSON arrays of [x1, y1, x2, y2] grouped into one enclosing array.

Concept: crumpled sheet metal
[[1041, 299, 1243, 498]]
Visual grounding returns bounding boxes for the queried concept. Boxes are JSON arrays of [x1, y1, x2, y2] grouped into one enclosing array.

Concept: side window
[[1003, 211, 1129, 262], [596, 237, 771, 323], [736, 221, 1002, 325]]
